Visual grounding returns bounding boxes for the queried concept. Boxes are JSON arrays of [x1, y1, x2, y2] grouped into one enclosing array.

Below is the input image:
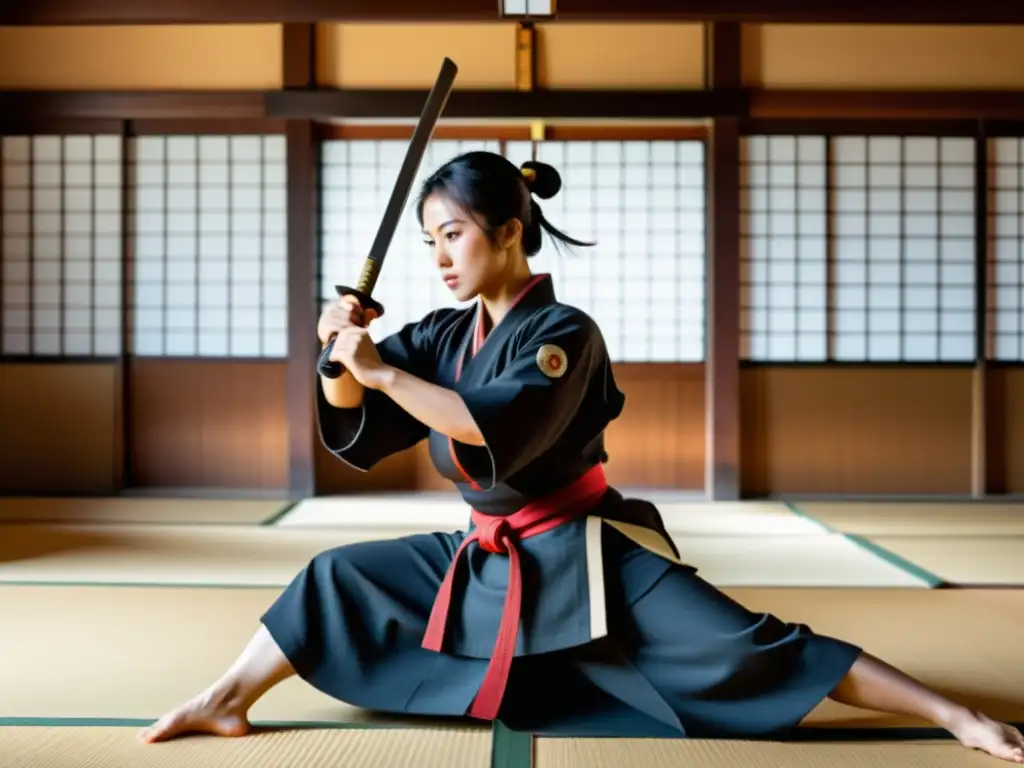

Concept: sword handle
[[317, 261, 387, 380]]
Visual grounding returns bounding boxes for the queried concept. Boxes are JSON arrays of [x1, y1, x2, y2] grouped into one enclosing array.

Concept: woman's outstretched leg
[[616, 550, 1024, 763], [829, 651, 1024, 764], [139, 531, 469, 744], [139, 624, 295, 744]]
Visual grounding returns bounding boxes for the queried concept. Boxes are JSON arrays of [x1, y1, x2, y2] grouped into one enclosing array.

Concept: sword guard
[[334, 285, 386, 319], [316, 286, 387, 380]]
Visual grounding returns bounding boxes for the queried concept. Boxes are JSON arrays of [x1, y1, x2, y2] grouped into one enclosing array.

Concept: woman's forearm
[[319, 343, 366, 409], [321, 372, 365, 409], [377, 366, 485, 446]]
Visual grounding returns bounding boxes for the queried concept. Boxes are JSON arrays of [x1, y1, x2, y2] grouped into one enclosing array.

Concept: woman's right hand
[[317, 295, 379, 346]]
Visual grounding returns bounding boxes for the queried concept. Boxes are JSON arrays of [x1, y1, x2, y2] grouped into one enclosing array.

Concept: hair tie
[[521, 166, 537, 186]]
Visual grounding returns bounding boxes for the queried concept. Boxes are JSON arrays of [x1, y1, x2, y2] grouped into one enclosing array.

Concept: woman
[[140, 151, 1023, 763]]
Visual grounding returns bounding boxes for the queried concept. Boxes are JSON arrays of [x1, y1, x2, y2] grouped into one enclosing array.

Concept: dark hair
[[415, 150, 594, 257]]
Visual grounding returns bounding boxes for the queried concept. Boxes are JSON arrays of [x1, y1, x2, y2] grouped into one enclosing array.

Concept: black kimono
[[260, 274, 861, 738]]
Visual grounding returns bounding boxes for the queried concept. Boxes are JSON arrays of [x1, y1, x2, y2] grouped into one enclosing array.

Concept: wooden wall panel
[[987, 368, 1024, 495], [314, 439, 421, 494], [741, 367, 974, 496], [603, 363, 705, 489], [315, 22, 705, 90], [129, 360, 288, 490], [0, 25, 283, 89], [315, 363, 706, 494], [743, 24, 1024, 90], [537, 23, 705, 89], [0, 363, 119, 493], [316, 23, 517, 88]]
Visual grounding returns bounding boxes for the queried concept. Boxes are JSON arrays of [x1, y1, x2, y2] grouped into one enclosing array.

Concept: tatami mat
[[277, 497, 823, 537], [0, 523, 386, 588], [273, 494, 471, 530], [0, 725, 492, 768], [792, 501, 1024, 536], [856, 535, 1024, 585], [0, 497, 288, 526], [0, 584, 478, 726], [533, 737, 1001, 768], [0, 523, 922, 587], [665, 533, 927, 587], [2, 584, 1022, 729], [654, 501, 825, 536]]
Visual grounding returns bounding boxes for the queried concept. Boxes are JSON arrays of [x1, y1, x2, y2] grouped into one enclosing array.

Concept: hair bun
[[520, 161, 561, 200]]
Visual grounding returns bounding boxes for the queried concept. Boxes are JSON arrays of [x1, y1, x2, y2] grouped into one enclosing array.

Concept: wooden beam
[[704, 22, 742, 501], [6, 0, 1024, 23], [0, 91, 268, 121], [1, 0, 499, 24], [0, 118, 125, 135], [265, 88, 746, 120], [750, 91, 1024, 121], [283, 23, 319, 499], [12, 88, 1024, 125], [551, 0, 1024, 23], [741, 117, 980, 136], [318, 124, 707, 140]]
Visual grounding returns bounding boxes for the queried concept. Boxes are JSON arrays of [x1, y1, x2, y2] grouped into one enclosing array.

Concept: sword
[[317, 56, 459, 379]]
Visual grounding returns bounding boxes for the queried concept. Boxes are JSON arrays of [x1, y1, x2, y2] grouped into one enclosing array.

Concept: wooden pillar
[[704, 22, 742, 500], [972, 123, 989, 497], [283, 23, 318, 499], [514, 21, 537, 92]]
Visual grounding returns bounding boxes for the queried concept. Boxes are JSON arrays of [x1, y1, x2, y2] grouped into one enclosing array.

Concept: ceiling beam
[[10, 89, 1024, 125], [551, 0, 1024, 23], [1, 0, 498, 24], [750, 90, 1024, 121], [264, 88, 746, 120], [5, 0, 1024, 24], [0, 91, 268, 120]]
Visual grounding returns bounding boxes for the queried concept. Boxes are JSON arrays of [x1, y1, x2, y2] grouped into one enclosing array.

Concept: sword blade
[[317, 57, 457, 381], [365, 57, 458, 270]]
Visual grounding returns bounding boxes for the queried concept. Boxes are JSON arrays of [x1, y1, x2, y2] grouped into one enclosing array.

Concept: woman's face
[[420, 192, 520, 303]]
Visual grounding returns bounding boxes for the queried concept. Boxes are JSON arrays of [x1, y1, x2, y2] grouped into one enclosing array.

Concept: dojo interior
[[1, 8, 1023, 768]]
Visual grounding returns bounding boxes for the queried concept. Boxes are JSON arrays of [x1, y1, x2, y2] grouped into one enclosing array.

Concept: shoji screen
[[127, 134, 288, 358], [320, 138, 707, 363], [1, 134, 123, 357], [989, 137, 1024, 361], [741, 134, 976, 362], [739, 136, 828, 361]]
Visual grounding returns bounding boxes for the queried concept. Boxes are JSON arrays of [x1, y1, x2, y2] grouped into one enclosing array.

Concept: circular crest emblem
[[536, 344, 567, 378]]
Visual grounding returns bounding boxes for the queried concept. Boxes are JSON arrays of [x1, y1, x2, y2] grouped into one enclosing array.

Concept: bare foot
[[138, 684, 252, 744], [947, 709, 1024, 763]]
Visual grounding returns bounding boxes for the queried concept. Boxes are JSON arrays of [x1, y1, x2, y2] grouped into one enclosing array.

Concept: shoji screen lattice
[[1, 134, 123, 357], [127, 134, 288, 358], [321, 138, 706, 363], [741, 134, 976, 362]]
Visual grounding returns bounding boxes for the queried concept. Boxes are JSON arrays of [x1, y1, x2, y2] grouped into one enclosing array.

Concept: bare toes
[[138, 714, 186, 744], [136, 703, 250, 744]]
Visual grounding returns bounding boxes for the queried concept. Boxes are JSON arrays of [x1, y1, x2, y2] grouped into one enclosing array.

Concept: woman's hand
[[329, 326, 394, 391], [317, 295, 379, 346]]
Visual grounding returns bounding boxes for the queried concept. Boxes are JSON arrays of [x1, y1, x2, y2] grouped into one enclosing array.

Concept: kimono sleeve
[[317, 309, 451, 471], [452, 311, 606, 489]]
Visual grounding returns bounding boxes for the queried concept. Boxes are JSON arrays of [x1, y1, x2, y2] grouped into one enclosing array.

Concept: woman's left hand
[[329, 327, 393, 390]]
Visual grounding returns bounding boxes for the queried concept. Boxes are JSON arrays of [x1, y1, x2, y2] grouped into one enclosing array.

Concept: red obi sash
[[420, 463, 609, 721]]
